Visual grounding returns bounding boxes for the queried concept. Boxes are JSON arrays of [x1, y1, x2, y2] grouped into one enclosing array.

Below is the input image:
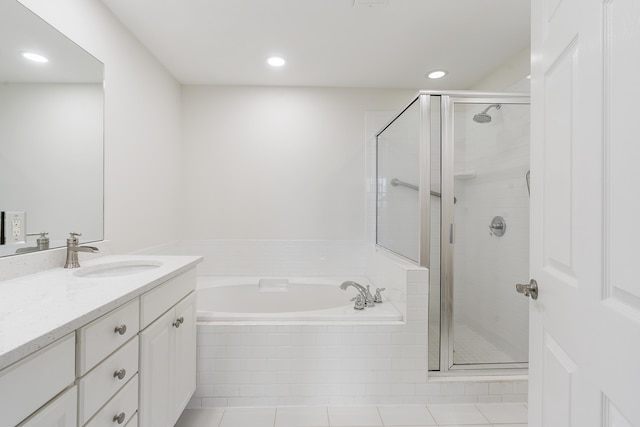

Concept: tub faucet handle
[[350, 294, 365, 310], [374, 288, 386, 303]]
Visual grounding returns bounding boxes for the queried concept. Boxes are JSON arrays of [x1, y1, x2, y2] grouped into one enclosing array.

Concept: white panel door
[[530, 0, 640, 425]]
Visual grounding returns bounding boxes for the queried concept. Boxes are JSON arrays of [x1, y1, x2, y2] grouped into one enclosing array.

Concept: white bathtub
[[197, 276, 402, 322]]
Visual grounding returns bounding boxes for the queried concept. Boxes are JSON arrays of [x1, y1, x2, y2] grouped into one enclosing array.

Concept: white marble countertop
[[0, 254, 202, 371]]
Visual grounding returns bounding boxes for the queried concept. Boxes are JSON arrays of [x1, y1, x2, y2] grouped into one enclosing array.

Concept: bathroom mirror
[[0, 0, 104, 257]]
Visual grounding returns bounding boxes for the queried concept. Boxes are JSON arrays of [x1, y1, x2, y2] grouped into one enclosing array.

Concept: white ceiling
[[101, 0, 530, 89]]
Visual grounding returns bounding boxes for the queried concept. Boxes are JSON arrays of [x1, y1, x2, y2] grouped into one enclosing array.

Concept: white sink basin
[[73, 260, 163, 278]]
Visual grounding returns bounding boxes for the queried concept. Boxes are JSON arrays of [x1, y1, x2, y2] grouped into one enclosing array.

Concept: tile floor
[[175, 403, 528, 427]]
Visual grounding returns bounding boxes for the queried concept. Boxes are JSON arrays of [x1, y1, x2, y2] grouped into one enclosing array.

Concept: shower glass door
[[376, 98, 423, 263], [444, 98, 530, 369]]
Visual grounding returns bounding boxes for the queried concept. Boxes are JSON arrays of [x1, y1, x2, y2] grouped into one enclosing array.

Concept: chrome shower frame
[[441, 93, 529, 373], [375, 91, 530, 374]]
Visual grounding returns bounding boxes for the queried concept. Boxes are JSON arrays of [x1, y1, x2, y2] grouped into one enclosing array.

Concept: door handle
[[516, 279, 538, 300]]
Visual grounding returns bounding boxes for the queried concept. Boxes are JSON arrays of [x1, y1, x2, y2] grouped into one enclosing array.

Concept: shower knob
[[489, 216, 507, 237]]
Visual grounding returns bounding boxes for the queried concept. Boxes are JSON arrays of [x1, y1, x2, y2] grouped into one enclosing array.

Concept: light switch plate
[[4, 211, 26, 244]]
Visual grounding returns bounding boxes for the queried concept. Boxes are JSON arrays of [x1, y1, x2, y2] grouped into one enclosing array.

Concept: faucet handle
[[68, 232, 82, 244], [350, 294, 365, 310], [27, 232, 48, 237], [374, 287, 386, 303]]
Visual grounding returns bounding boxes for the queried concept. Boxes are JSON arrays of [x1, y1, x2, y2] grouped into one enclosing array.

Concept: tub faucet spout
[[340, 281, 375, 308]]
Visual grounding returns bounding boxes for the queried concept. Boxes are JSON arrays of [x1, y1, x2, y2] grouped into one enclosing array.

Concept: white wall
[[472, 47, 531, 92], [181, 86, 413, 241], [17, 0, 183, 254]]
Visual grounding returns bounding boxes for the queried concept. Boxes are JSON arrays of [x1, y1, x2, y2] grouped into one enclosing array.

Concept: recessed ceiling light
[[427, 70, 447, 79], [267, 56, 286, 67], [22, 52, 48, 63]]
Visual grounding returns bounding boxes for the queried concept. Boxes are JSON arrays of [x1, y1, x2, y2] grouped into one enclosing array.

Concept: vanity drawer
[[140, 268, 195, 329], [79, 336, 139, 425], [77, 298, 139, 375], [0, 333, 75, 427], [85, 375, 138, 427], [19, 385, 77, 427]]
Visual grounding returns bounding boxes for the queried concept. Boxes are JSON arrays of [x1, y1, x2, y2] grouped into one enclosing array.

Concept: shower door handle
[[516, 279, 538, 300]]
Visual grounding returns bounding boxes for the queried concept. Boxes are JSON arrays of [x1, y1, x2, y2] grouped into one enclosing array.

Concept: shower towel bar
[[390, 178, 456, 203], [390, 178, 419, 191]]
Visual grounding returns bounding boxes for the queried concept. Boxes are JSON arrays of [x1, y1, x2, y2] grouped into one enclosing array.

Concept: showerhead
[[472, 112, 492, 123], [473, 104, 501, 123]]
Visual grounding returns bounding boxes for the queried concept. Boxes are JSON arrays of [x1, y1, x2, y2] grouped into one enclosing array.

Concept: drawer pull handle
[[113, 368, 126, 380], [113, 412, 126, 424], [172, 316, 184, 328], [114, 324, 127, 335]]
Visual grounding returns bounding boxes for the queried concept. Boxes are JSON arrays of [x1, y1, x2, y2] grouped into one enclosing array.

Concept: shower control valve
[[489, 216, 507, 237], [374, 288, 386, 303]]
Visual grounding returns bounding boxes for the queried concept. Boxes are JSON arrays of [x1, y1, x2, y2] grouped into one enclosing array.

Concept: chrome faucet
[[340, 281, 375, 308], [15, 232, 50, 254], [64, 232, 99, 268]]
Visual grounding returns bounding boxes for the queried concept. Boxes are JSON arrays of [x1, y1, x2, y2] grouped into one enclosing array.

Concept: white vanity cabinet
[[0, 333, 76, 427], [0, 256, 201, 427], [77, 299, 140, 426], [139, 269, 196, 427], [19, 386, 78, 427]]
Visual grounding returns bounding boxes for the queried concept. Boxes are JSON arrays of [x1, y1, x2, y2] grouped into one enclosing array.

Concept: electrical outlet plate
[[4, 211, 26, 244]]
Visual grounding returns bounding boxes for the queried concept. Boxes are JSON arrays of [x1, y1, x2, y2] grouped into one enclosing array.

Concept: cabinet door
[[20, 386, 77, 427], [139, 309, 174, 427], [172, 292, 197, 423], [1, 333, 75, 427]]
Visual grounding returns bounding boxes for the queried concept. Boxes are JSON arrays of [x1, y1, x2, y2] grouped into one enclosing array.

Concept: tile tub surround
[[0, 254, 202, 370], [175, 403, 529, 427], [188, 247, 527, 407]]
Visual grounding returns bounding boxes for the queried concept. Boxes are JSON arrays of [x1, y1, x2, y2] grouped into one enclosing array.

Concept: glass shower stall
[[376, 91, 530, 372]]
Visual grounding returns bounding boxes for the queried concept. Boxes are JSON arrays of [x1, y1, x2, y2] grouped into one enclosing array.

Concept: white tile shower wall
[[189, 246, 527, 407]]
